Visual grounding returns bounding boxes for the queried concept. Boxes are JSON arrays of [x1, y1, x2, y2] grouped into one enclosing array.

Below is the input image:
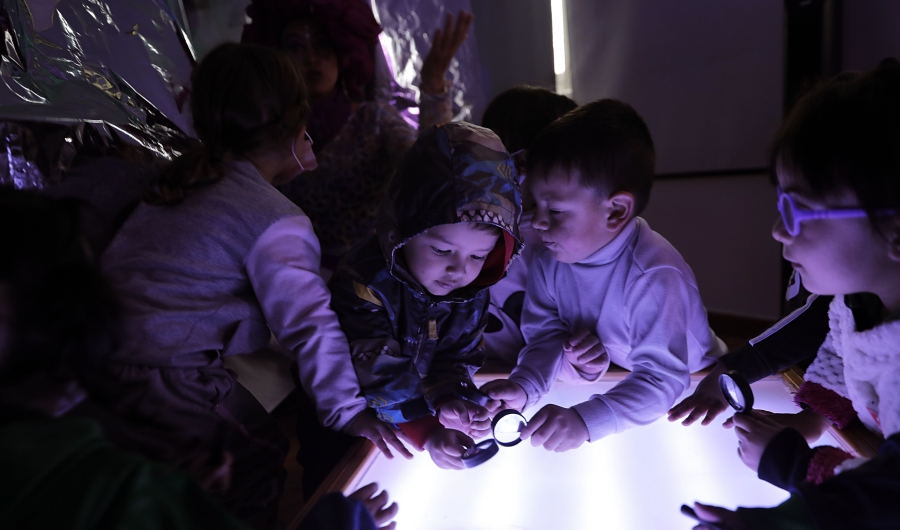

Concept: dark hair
[[527, 99, 655, 215], [772, 58, 900, 230], [0, 187, 119, 384], [241, 0, 381, 101], [481, 86, 577, 154], [148, 43, 309, 205]]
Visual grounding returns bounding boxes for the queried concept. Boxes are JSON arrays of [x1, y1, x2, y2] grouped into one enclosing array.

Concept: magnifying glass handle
[[456, 382, 491, 408]]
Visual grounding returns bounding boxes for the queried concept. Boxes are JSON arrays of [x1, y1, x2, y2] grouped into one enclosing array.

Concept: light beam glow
[[551, 0, 567, 76]]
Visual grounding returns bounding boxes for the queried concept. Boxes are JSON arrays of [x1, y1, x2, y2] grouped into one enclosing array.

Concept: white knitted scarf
[[804, 296, 900, 437]]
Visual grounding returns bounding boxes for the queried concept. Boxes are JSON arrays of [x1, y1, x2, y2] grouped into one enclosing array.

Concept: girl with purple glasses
[[688, 58, 900, 530]]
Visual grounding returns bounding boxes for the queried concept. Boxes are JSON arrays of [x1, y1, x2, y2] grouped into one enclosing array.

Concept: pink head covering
[[241, 0, 382, 101]]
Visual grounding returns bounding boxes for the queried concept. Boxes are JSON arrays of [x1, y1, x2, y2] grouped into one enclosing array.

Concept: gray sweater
[[102, 159, 366, 429]]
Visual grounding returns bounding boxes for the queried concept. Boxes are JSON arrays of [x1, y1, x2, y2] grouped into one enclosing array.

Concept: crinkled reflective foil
[[369, 0, 485, 126], [0, 0, 194, 188]]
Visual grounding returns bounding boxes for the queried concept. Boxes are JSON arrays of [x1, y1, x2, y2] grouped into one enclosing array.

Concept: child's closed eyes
[[430, 246, 487, 261]]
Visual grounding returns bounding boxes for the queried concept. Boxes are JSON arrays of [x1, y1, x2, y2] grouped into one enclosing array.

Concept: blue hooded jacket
[[328, 122, 523, 426]]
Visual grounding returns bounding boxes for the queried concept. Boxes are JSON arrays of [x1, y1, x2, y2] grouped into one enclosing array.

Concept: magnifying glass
[[461, 409, 529, 467], [718, 370, 754, 413]]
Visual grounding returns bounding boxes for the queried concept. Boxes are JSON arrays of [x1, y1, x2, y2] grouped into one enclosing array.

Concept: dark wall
[[843, 0, 900, 71], [469, 0, 556, 122]]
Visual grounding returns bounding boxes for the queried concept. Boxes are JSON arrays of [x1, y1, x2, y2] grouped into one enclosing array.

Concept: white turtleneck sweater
[[509, 217, 725, 441]]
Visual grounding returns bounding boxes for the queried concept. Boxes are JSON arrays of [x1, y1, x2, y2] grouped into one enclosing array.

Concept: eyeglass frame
[[777, 186, 897, 237]]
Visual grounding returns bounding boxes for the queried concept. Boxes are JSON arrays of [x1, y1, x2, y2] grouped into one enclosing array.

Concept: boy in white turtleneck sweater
[[482, 99, 725, 452]]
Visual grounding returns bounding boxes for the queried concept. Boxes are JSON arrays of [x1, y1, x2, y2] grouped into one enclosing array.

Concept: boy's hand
[[424, 427, 473, 470], [728, 411, 788, 472], [563, 328, 610, 378], [723, 409, 830, 444], [520, 404, 589, 452], [480, 379, 527, 414], [668, 362, 729, 426], [348, 482, 398, 530], [345, 409, 416, 460], [691, 502, 746, 530], [438, 399, 492, 439]]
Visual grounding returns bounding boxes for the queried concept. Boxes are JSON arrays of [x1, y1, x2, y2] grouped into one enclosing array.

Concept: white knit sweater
[[804, 297, 900, 437]]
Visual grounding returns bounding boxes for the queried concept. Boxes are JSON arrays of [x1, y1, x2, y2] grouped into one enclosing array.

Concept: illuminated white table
[[308, 376, 840, 530]]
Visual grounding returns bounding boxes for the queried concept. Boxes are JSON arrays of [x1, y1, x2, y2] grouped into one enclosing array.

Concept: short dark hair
[[481, 86, 578, 154], [527, 99, 655, 214], [772, 58, 900, 230]]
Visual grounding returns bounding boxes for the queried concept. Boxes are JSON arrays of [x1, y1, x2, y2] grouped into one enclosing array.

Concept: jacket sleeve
[[418, 89, 453, 132], [327, 261, 431, 425], [376, 104, 418, 173], [755, 431, 900, 530], [801, 432, 900, 530], [758, 428, 824, 491], [245, 215, 366, 431], [719, 294, 831, 383]]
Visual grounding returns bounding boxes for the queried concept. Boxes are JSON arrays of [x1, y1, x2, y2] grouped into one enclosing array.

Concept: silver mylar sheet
[[369, 0, 486, 126], [0, 0, 195, 187]]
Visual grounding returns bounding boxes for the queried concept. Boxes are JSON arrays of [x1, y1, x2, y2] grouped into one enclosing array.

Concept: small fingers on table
[[482, 381, 525, 411], [385, 429, 415, 460], [519, 407, 548, 443], [349, 482, 378, 502], [469, 416, 492, 435], [578, 350, 609, 371], [351, 483, 399, 527], [371, 424, 414, 460], [564, 328, 592, 352], [667, 396, 696, 422], [670, 396, 727, 426], [433, 443, 467, 470], [370, 495, 398, 526]]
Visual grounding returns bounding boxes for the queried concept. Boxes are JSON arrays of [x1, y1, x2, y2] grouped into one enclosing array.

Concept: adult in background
[[242, 0, 471, 270]]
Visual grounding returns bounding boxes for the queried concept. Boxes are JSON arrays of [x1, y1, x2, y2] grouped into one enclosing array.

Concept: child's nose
[[771, 215, 792, 244], [446, 256, 466, 276], [531, 212, 548, 231]]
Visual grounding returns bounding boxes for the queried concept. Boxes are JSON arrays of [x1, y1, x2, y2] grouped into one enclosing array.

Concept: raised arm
[[417, 10, 471, 130]]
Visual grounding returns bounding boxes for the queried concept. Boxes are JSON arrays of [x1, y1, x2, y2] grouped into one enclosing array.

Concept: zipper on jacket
[[413, 302, 438, 367]]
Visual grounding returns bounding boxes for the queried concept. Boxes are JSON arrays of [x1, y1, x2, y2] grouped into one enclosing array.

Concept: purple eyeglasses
[[777, 186, 896, 236]]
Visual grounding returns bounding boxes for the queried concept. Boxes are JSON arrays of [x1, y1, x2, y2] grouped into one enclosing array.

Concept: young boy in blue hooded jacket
[[328, 122, 523, 469]]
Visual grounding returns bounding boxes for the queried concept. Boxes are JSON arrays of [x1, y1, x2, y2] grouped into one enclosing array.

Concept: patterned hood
[[375, 122, 523, 298]]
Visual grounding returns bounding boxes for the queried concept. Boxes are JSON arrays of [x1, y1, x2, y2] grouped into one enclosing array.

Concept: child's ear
[[606, 192, 635, 231]]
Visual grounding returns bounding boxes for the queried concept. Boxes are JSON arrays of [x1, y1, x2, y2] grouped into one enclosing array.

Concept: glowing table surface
[[336, 377, 839, 530]]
